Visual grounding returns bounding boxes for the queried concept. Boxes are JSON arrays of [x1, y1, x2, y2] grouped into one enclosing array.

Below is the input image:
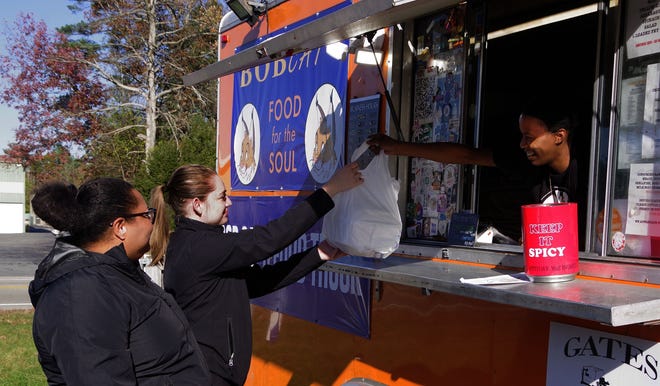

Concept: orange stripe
[[393, 253, 660, 288], [577, 274, 660, 288], [394, 253, 515, 270]]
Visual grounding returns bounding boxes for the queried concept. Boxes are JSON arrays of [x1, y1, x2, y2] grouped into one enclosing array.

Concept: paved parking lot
[[0, 232, 55, 277], [0, 232, 55, 309]]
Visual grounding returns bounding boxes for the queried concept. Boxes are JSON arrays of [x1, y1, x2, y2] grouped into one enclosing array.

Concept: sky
[[0, 0, 82, 152]]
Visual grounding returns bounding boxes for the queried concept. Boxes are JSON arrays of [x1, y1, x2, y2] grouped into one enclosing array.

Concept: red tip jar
[[521, 203, 579, 282]]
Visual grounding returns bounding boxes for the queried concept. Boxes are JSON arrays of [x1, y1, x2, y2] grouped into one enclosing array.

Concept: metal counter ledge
[[321, 244, 660, 327]]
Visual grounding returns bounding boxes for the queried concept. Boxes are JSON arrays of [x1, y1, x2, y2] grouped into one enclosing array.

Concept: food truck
[[183, 0, 660, 384]]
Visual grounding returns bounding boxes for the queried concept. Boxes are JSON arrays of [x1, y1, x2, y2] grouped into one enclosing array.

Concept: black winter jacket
[[29, 239, 210, 385], [164, 189, 334, 386]]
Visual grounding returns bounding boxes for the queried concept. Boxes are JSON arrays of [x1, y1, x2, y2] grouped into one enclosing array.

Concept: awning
[[183, 0, 458, 85]]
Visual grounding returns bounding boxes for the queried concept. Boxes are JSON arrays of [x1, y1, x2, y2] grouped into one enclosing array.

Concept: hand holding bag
[[321, 142, 402, 258]]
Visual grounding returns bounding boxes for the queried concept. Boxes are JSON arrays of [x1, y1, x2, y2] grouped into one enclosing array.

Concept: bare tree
[[66, 0, 222, 157]]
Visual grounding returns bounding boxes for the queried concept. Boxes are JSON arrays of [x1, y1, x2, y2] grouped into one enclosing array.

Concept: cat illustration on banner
[[233, 103, 260, 185], [239, 110, 256, 170], [305, 83, 343, 184], [312, 94, 337, 166]]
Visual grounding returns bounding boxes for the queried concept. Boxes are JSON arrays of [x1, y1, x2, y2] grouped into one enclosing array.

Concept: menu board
[[347, 94, 381, 168], [625, 162, 660, 236]]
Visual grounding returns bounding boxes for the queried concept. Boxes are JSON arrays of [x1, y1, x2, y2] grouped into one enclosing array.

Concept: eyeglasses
[[125, 208, 157, 224]]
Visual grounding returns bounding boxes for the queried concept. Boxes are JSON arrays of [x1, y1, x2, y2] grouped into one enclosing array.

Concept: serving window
[[400, 2, 600, 248]]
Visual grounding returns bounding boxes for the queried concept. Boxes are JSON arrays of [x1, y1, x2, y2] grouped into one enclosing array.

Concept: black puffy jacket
[[164, 189, 334, 385], [29, 240, 210, 385]]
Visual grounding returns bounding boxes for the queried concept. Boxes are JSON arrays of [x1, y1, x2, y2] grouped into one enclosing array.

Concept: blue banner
[[231, 47, 348, 190], [226, 196, 370, 338]]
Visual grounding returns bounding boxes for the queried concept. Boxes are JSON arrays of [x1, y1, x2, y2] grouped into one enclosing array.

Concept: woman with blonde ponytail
[[152, 163, 363, 386], [148, 184, 170, 266]]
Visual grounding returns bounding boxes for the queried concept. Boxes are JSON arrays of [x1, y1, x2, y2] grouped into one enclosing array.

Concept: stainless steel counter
[[322, 247, 660, 327]]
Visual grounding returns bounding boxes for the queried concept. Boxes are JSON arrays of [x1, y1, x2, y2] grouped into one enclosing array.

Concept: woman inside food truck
[[368, 96, 585, 244]]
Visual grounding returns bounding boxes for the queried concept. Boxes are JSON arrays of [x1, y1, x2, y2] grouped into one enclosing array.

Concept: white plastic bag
[[321, 142, 402, 258]]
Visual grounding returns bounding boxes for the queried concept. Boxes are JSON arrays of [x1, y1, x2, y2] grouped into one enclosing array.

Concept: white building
[[0, 163, 25, 233]]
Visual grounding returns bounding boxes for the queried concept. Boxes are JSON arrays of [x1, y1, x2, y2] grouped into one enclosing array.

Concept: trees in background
[[0, 14, 105, 184], [65, 0, 221, 157], [0, 0, 221, 186], [133, 114, 216, 198]]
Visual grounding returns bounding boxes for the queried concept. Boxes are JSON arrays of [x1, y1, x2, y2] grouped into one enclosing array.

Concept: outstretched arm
[[367, 133, 495, 167], [187, 165, 362, 274], [245, 241, 347, 298], [245, 244, 325, 298]]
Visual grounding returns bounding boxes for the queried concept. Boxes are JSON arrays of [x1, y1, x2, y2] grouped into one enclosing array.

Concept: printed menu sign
[[626, 0, 660, 59], [626, 162, 660, 236], [347, 94, 381, 169]]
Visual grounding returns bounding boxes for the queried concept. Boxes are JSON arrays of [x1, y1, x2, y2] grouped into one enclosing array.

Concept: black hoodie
[[29, 239, 210, 385], [164, 188, 335, 386]]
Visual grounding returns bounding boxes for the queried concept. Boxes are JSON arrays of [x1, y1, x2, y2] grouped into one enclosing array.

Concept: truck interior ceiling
[[477, 0, 599, 247]]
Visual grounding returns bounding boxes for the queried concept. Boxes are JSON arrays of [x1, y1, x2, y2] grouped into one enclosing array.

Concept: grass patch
[[0, 310, 45, 385]]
